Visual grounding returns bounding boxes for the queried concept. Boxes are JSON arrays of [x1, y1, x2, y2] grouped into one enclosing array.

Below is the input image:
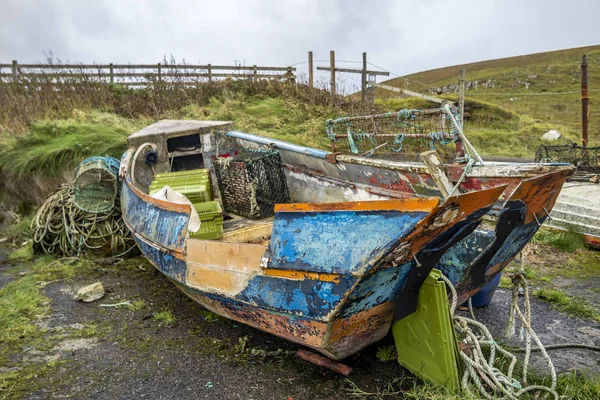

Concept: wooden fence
[[0, 61, 296, 86]]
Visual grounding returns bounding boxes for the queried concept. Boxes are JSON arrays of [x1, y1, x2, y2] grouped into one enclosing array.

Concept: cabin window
[[167, 134, 201, 152], [171, 153, 204, 171], [167, 134, 204, 171]]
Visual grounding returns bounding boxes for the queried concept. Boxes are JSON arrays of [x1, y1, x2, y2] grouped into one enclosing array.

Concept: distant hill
[[376, 45, 600, 157]]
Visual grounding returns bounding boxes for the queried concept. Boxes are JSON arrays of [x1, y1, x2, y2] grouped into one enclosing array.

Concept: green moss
[[127, 299, 146, 311], [535, 288, 600, 321], [375, 345, 397, 362], [153, 310, 176, 326]]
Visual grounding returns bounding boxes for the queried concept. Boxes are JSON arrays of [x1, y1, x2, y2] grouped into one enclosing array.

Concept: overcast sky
[[2, 0, 600, 79]]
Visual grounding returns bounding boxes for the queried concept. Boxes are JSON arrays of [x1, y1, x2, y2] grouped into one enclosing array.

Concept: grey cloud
[[1, 0, 599, 76]]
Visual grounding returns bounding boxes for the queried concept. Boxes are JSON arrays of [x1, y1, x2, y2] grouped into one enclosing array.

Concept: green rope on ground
[[32, 184, 136, 257]]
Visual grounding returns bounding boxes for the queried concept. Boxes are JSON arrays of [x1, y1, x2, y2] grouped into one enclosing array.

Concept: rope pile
[[32, 184, 135, 256], [440, 270, 559, 399]]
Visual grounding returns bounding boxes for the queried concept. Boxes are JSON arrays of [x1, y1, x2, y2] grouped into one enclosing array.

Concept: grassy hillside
[[378, 45, 600, 153]]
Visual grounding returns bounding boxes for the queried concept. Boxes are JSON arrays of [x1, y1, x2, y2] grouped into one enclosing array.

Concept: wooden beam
[[420, 150, 453, 198], [316, 66, 389, 76], [330, 50, 336, 96], [368, 81, 453, 105], [459, 68, 465, 128], [361, 52, 367, 104]]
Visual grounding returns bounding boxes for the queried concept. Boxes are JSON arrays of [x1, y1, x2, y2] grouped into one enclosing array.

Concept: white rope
[[441, 104, 485, 165], [439, 268, 558, 399]]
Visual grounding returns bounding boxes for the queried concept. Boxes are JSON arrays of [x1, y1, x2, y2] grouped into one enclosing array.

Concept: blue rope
[[427, 132, 452, 150], [391, 133, 405, 152]]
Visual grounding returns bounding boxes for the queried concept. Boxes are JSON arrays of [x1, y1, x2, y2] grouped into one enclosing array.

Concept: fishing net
[[214, 148, 290, 219], [535, 144, 600, 181], [73, 156, 121, 213], [325, 106, 462, 162]]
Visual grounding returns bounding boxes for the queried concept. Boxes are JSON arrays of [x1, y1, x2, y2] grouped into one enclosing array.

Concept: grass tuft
[[8, 241, 34, 262], [535, 288, 600, 321], [533, 227, 586, 252], [375, 345, 397, 362], [153, 310, 176, 326]]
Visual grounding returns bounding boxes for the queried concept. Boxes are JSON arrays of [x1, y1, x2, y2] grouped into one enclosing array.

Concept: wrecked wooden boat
[[120, 115, 571, 360]]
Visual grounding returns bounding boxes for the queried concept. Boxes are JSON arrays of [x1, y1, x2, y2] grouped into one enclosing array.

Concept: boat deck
[[221, 214, 274, 244]]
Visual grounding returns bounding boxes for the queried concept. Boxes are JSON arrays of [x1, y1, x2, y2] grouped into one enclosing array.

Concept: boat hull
[[122, 175, 508, 359]]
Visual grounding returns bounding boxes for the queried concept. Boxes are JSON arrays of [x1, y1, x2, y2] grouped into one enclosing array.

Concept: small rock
[[542, 130, 561, 141], [529, 74, 537, 80], [74, 282, 105, 303]]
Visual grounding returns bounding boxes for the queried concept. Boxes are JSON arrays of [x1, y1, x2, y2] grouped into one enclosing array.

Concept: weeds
[[375, 345, 397, 362], [535, 288, 600, 321], [153, 309, 176, 326], [128, 299, 146, 311], [8, 241, 34, 262], [533, 227, 586, 252]]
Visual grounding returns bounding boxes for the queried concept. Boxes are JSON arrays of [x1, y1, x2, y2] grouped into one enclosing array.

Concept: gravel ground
[[1, 248, 599, 399]]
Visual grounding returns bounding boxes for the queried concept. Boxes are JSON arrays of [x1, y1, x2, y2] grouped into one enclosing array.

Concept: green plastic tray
[[392, 268, 461, 390]]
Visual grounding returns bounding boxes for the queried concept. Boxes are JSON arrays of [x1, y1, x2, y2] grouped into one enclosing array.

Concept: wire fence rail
[[0, 61, 297, 86]]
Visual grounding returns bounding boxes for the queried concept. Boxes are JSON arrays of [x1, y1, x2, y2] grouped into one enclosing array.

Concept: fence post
[[330, 50, 336, 96], [361, 52, 367, 104], [157, 63, 162, 84], [11, 60, 17, 82], [308, 51, 313, 88], [581, 55, 589, 148], [459, 68, 465, 128], [109, 63, 114, 84], [207, 64, 212, 82], [253, 65, 257, 82], [287, 66, 295, 83]]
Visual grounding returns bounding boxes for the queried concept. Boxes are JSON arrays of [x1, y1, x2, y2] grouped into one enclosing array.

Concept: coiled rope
[[32, 184, 136, 257], [439, 271, 559, 399]]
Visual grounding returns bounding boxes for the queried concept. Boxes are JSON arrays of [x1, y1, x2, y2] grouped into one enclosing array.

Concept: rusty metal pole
[[330, 50, 336, 97], [308, 51, 313, 88], [581, 54, 589, 148]]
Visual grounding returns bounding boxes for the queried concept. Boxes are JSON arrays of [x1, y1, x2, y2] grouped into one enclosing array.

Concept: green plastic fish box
[[189, 201, 224, 240], [149, 173, 213, 203], [154, 169, 211, 179]]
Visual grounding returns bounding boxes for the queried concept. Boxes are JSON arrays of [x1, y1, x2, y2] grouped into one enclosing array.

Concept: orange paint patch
[[406, 184, 508, 252], [506, 169, 571, 224], [263, 269, 341, 283], [327, 302, 395, 359], [275, 198, 439, 213]]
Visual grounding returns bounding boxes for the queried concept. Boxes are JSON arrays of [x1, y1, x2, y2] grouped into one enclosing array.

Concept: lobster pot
[[73, 156, 120, 213], [214, 149, 290, 219]]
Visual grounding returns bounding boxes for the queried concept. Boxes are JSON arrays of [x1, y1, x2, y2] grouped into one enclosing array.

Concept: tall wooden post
[[157, 63, 162, 83], [253, 65, 257, 82], [109, 63, 114, 84], [458, 68, 466, 128], [361, 52, 367, 104], [11, 60, 17, 82], [330, 50, 336, 96], [207, 64, 212, 82], [581, 55, 589, 148], [308, 51, 313, 88]]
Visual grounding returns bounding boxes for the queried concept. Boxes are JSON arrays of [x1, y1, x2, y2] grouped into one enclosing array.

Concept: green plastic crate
[[154, 169, 210, 178], [189, 201, 223, 240], [149, 168, 213, 203]]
